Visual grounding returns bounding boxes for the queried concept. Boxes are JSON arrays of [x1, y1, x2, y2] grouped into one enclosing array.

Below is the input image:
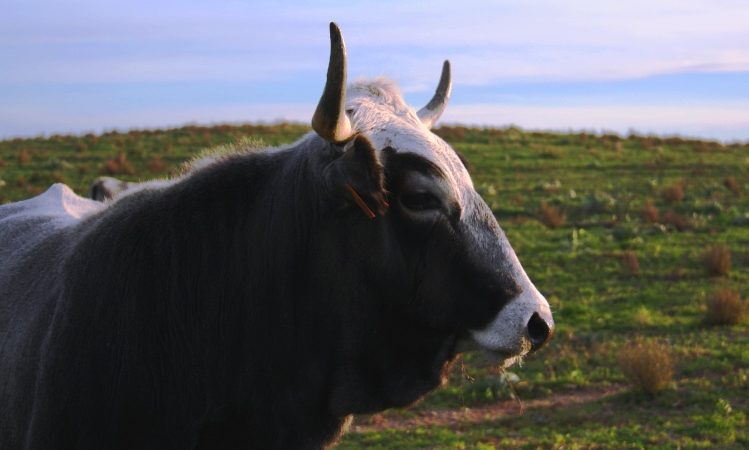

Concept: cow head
[[309, 23, 554, 415]]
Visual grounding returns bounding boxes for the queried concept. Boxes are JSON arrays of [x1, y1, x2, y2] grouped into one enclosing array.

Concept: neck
[[65, 139, 343, 435]]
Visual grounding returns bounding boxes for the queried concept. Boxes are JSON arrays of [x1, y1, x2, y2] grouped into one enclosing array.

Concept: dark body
[[0, 135, 515, 449]]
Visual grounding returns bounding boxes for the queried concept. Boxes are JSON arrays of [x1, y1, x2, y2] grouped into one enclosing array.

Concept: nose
[[527, 312, 553, 352]]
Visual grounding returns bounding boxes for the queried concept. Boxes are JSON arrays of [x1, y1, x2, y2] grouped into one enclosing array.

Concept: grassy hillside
[[1, 124, 748, 449]]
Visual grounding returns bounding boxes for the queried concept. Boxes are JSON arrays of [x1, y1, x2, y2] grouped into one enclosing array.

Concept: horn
[[312, 22, 354, 144], [417, 60, 452, 129]]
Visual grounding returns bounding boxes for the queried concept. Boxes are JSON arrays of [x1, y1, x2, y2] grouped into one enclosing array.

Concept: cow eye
[[400, 192, 442, 212]]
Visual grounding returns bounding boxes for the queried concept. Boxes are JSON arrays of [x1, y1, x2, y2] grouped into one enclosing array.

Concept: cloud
[[2, 0, 748, 86]]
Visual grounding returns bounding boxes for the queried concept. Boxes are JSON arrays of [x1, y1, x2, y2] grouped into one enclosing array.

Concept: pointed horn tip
[[417, 59, 453, 128], [329, 22, 342, 38]]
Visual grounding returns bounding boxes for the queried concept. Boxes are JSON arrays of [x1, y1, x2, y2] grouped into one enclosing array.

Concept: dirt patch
[[351, 385, 626, 433]]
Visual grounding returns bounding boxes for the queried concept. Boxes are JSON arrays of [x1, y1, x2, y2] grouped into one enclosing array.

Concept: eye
[[400, 192, 442, 212]]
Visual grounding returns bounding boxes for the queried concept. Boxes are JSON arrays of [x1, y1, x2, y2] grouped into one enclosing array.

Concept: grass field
[[1, 124, 748, 449]]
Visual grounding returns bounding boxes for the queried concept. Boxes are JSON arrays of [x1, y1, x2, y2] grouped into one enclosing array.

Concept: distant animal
[[0, 23, 553, 450], [89, 176, 133, 201]]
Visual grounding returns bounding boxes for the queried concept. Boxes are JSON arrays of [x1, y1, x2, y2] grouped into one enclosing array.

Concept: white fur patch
[[346, 79, 474, 216], [470, 244, 554, 355]]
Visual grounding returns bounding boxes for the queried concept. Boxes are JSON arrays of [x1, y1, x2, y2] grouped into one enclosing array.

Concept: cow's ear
[[324, 135, 388, 218]]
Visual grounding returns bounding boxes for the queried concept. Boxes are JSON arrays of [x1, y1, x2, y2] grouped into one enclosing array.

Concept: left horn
[[417, 60, 452, 129], [312, 22, 354, 144]]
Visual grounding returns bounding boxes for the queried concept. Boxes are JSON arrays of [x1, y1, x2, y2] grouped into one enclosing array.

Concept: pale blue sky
[[1, 0, 748, 140]]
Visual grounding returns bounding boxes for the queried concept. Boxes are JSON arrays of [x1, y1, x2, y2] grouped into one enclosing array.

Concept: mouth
[[454, 336, 530, 368]]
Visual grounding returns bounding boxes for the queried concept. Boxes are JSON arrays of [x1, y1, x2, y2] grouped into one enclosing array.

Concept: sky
[[1, 0, 748, 141]]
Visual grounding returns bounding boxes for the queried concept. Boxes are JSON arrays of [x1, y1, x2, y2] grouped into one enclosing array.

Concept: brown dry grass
[[618, 337, 674, 395], [539, 202, 566, 229], [642, 200, 659, 223], [147, 156, 167, 173], [662, 211, 691, 231], [705, 289, 746, 325], [723, 176, 741, 196], [661, 182, 684, 203], [621, 251, 640, 275], [701, 244, 731, 277], [102, 152, 135, 176], [17, 148, 31, 166]]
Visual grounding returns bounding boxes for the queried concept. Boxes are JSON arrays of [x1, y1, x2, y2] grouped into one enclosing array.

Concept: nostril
[[527, 312, 552, 352]]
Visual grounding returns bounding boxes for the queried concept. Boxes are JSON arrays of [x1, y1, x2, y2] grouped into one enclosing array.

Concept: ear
[[324, 135, 388, 218]]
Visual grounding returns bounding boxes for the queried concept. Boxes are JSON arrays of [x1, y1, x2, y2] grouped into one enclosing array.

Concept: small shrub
[[621, 250, 640, 275], [540, 147, 562, 159], [642, 200, 659, 223], [17, 148, 31, 166], [433, 125, 467, 141], [723, 176, 741, 196], [661, 182, 684, 203], [662, 211, 691, 231], [147, 156, 167, 173], [666, 267, 687, 281], [702, 244, 731, 277], [640, 136, 656, 150], [102, 152, 135, 176], [539, 202, 565, 229], [0, 157, 5, 168], [706, 289, 746, 325], [618, 337, 674, 395]]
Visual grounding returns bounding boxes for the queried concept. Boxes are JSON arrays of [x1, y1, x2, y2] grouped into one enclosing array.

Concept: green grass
[[2, 124, 748, 449]]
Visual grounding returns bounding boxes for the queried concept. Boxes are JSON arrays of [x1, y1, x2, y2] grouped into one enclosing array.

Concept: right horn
[[311, 22, 354, 144], [417, 60, 452, 129]]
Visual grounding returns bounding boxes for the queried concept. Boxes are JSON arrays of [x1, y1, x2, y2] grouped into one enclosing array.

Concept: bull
[[0, 23, 553, 449]]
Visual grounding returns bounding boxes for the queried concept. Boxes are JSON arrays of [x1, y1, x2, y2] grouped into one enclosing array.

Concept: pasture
[[1, 124, 747, 449]]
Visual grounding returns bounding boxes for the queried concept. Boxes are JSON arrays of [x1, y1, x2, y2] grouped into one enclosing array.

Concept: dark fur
[[0, 134, 518, 449]]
